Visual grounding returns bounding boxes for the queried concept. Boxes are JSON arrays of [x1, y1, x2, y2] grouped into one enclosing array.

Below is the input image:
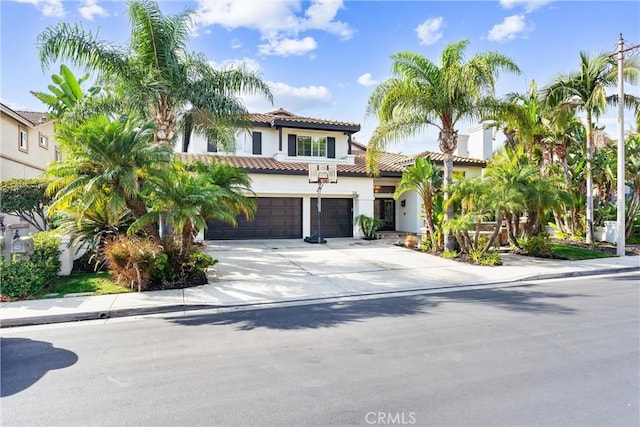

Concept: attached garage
[[310, 198, 353, 238], [206, 197, 302, 240]]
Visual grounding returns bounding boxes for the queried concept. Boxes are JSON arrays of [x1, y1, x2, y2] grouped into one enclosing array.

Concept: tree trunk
[[484, 216, 504, 252], [585, 112, 594, 243], [506, 212, 520, 247], [154, 96, 177, 148], [439, 128, 458, 252], [422, 195, 439, 251]]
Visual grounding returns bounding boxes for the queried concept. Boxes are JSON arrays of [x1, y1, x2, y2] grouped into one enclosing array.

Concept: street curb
[[1, 266, 638, 328]]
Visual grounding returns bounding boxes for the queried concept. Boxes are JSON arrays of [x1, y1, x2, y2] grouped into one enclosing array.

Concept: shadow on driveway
[[1, 338, 78, 397], [170, 285, 584, 331]]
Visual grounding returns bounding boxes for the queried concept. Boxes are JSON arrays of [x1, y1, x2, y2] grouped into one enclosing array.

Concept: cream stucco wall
[[183, 126, 354, 162], [1, 111, 56, 180]]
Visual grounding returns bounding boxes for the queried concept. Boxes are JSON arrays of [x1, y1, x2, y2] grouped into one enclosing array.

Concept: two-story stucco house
[[177, 108, 489, 240], [1, 103, 58, 180]]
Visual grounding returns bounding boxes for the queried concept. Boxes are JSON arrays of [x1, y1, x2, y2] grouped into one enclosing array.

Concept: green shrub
[[0, 231, 61, 299], [521, 233, 553, 257], [0, 178, 51, 231], [185, 250, 217, 283], [441, 250, 457, 259], [147, 241, 216, 290], [478, 251, 502, 266]]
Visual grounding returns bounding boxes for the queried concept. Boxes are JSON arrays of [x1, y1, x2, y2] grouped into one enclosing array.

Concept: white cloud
[[487, 14, 532, 42], [258, 36, 318, 56], [78, 0, 109, 21], [15, 0, 65, 17], [243, 81, 332, 113], [230, 39, 243, 49], [209, 57, 262, 73], [301, 0, 353, 39], [193, 0, 352, 56], [499, 0, 552, 13], [357, 73, 378, 87], [415, 17, 443, 45]]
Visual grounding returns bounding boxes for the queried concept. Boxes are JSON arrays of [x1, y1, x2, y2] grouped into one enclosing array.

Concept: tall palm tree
[[394, 157, 443, 251], [366, 40, 520, 251], [546, 50, 639, 243], [37, 0, 272, 149]]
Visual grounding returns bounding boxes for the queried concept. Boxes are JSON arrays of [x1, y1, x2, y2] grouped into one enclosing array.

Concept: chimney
[[466, 123, 493, 160]]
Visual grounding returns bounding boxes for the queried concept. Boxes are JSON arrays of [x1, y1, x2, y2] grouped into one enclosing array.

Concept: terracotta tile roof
[[174, 152, 405, 177], [407, 150, 487, 167], [250, 108, 360, 132]]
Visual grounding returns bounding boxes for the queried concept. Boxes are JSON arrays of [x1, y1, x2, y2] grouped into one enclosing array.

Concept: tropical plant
[[53, 198, 135, 269], [37, 0, 273, 149], [132, 161, 256, 259], [366, 40, 520, 251], [46, 114, 173, 234], [394, 157, 443, 250], [31, 64, 100, 120], [0, 178, 51, 231], [545, 50, 639, 243], [624, 133, 640, 237], [354, 214, 385, 240]]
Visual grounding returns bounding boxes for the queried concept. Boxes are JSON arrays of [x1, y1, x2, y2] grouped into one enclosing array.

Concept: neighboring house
[[177, 108, 489, 239], [0, 103, 58, 180], [1, 103, 58, 232]]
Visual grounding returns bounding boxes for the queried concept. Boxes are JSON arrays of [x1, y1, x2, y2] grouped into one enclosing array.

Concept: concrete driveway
[[202, 238, 466, 303], [201, 238, 640, 307]]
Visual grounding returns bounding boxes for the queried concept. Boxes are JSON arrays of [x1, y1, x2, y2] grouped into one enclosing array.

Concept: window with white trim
[[297, 136, 326, 157], [18, 127, 28, 152], [39, 132, 49, 149]]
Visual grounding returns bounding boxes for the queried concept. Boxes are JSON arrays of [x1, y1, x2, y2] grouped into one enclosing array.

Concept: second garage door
[[310, 198, 353, 238], [206, 197, 302, 240]]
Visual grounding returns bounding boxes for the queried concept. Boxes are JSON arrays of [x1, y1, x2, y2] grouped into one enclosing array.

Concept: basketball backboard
[[308, 164, 338, 184]]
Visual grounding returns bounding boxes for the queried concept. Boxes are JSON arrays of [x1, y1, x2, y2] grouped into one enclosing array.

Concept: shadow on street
[[170, 285, 584, 331], [1, 337, 78, 397]]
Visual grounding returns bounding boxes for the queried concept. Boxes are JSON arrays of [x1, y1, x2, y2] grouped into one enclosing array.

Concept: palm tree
[[133, 161, 256, 257], [37, 0, 272, 149], [366, 40, 520, 251], [546, 50, 639, 243], [46, 114, 173, 233], [394, 157, 443, 251]]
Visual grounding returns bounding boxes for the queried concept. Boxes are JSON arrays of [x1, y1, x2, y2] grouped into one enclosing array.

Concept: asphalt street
[[1, 273, 638, 426]]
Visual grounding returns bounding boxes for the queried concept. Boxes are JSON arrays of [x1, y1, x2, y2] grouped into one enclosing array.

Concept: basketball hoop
[[305, 164, 338, 244], [308, 164, 337, 184]]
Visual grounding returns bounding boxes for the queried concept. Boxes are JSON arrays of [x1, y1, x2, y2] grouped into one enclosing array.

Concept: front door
[[374, 198, 395, 231]]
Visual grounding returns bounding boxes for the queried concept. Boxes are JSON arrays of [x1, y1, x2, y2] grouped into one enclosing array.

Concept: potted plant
[[355, 214, 385, 240]]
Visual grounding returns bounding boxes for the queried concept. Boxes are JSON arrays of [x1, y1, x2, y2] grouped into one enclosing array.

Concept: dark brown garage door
[[206, 197, 302, 240], [310, 198, 353, 238]]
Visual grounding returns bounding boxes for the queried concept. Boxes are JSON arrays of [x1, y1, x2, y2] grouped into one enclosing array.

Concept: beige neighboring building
[[1, 102, 57, 180]]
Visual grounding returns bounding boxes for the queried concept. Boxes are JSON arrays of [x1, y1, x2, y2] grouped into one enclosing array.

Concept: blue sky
[[1, 0, 639, 154]]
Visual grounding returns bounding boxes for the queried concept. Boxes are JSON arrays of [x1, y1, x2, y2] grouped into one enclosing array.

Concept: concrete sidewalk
[[1, 238, 639, 327]]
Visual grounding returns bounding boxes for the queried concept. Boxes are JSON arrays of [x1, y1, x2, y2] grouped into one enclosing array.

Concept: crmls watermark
[[365, 412, 416, 425]]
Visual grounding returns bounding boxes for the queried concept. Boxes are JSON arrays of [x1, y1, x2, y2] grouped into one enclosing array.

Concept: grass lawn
[[550, 243, 615, 260], [40, 272, 132, 298]]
